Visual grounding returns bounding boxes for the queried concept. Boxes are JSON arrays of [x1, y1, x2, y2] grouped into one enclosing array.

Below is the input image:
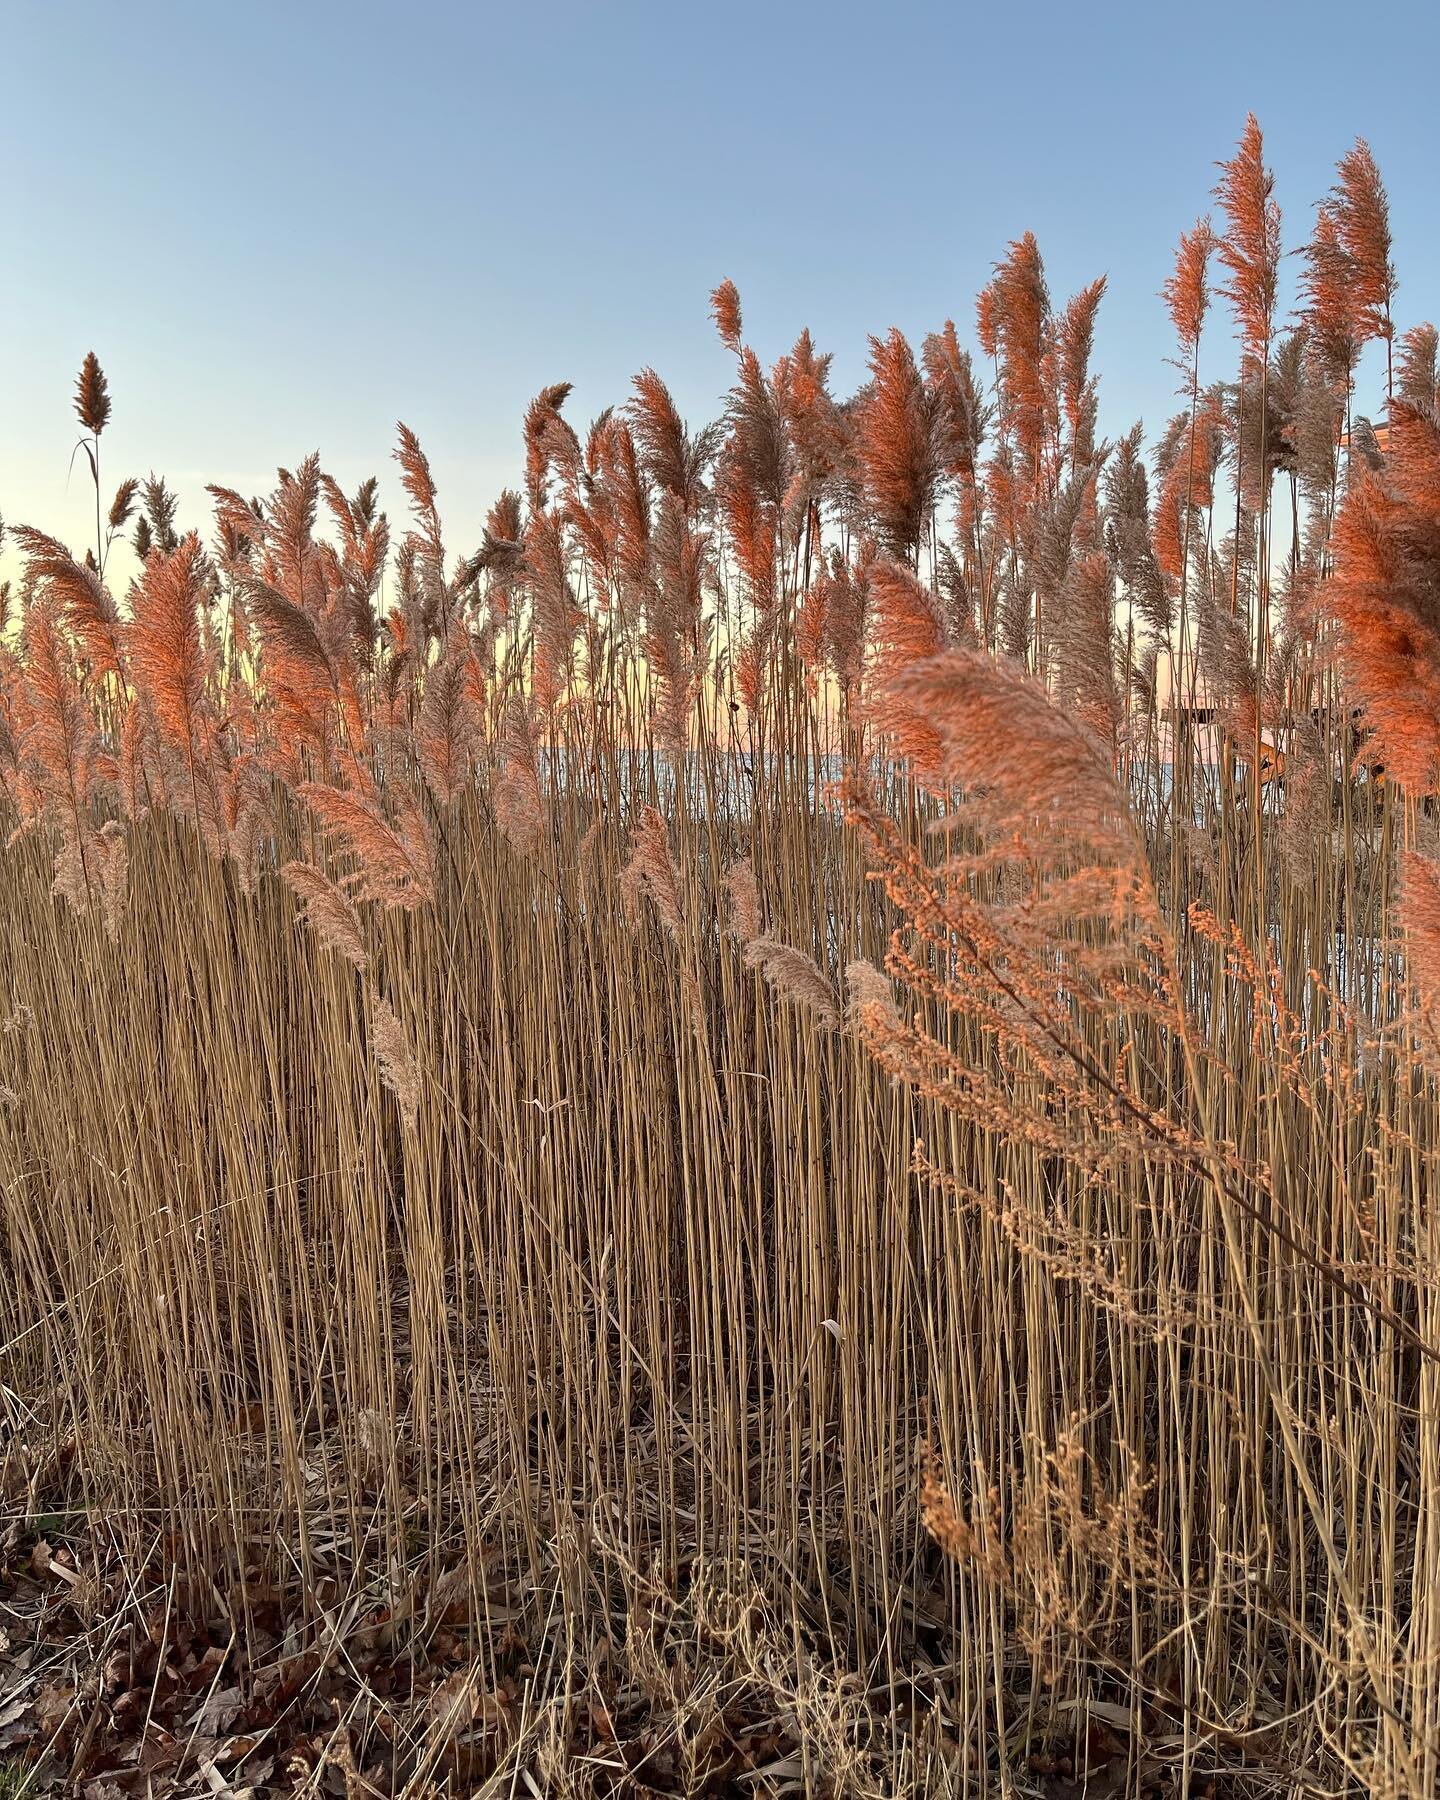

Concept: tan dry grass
[[2, 117, 1440, 1797]]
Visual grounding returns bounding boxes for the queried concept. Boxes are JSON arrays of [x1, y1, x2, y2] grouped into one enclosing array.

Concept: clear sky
[[3, 0, 1437, 588]]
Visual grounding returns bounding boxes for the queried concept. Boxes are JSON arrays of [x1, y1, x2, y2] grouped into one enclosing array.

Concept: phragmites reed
[[857, 328, 940, 564], [128, 533, 213, 765], [1324, 397, 1440, 790], [723, 855, 761, 941], [93, 817, 129, 942], [282, 858, 370, 970], [1213, 114, 1280, 368], [710, 277, 743, 353], [866, 555, 948, 672], [298, 780, 435, 910], [884, 648, 1135, 854], [741, 933, 840, 1030], [1330, 138, 1396, 351], [395, 421, 443, 560], [10, 523, 125, 677], [1055, 275, 1106, 451], [1302, 202, 1361, 385], [982, 232, 1051, 481], [6, 117, 1440, 1800], [843, 958, 901, 1035], [1397, 322, 1439, 406], [1162, 217, 1215, 354], [415, 622, 480, 804], [370, 992, 420, 1128], [493, 699, 546, 854], [619, 803, 686, 940], [74, 350, 111, 436]]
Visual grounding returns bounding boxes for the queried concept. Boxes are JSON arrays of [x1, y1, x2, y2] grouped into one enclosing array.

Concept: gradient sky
[[4, 0, 1438, 589]]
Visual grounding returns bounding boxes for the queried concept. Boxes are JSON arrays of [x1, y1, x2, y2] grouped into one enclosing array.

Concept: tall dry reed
[[2, 118, 1440, 1798]]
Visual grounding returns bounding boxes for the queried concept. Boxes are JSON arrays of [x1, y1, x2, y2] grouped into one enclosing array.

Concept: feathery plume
[[51, 831, 98, 920], [494, 701, 547, 856], [522, 384, 576, 515], [245, 579, 334, 684], [10, 525, 125, 678], [1197, 589, 1261, 748], [798, 548, 870, 697], [1330, 139, 1395, 346], [742, 935, 839, 1031], [1323, 398, 1440, 791], [857, 330, 939, 562], [128, 533, 213, 766], [244, 575, 364, 762], [723, 857, 760, 942], [108, 478, 140, 532], [923, 321, 988, 485], [1105, 426, 1171, 636], [1301, 205, 1359, 387], [844, 960, 901, 1036], [298, 781, 435, 910], [371, 995, 420, 1129], [885, 650, 1135, 856], [631, 369, 691, 505], [141, 475, 181, 555], [1213, 115, 1280, 364], [1397, 324, 1439, 409], [282, 860, 370, 970], [1054, 552, 1120, 750], [395, 424, 442, 555], [95, 819, 128, 942], [264, 456, 323, 606], [1056, 276, 1107, 452], [15, 602, 115, 903], [74, 352, 111, 436], [620, 805, 686, 942], [866, 555, 948, 673], [988, 233, 1052, 479], [415, 623, 479, 804], [710, 278, 743, 353], [525, 507, 585, 714], [1163, 219, 1215, 356], [207, 485, 268, 551]]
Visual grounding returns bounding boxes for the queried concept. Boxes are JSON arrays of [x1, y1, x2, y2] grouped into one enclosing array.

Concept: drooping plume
[[619, 804, 686, 943], [742, 935, 839, 1031], [298, 781, 435, 910], [282, 859, 370, 970], [11, 526, 126, 679]]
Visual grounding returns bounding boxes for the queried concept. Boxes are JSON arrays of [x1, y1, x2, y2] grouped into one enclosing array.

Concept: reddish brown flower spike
[[1330, 139, 1395, 344], [1213, 115, 1280, 363], [710, 278, 743, 353], [74, 351, 111, 436], [1163, 219, 1215, 355]]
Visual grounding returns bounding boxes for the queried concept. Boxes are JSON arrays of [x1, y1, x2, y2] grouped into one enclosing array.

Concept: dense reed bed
[[4, 117, 1440, 1796]]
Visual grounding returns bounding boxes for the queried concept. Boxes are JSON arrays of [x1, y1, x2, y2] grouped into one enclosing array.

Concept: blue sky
[[3, 0, 1437, 585]]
